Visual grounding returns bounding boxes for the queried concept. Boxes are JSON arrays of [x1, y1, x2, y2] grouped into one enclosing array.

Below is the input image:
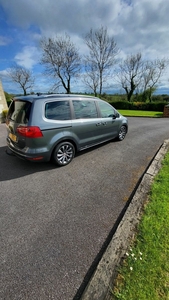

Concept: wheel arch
[[123, 123, 128, 132], [50, 138, 78, 160]]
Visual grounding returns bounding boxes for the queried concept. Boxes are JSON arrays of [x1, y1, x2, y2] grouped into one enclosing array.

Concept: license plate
[[9, 133, 17, 142]]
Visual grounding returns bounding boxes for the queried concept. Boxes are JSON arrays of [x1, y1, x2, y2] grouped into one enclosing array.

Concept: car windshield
[[7, 100, 32, 124]]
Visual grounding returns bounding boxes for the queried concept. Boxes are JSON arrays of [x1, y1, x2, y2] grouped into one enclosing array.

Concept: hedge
[[108, 101, 168, 112]]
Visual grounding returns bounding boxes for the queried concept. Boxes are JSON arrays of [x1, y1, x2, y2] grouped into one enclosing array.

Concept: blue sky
[[0, 0, 169, 95]]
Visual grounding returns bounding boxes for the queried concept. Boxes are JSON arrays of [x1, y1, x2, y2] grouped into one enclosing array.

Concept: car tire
[[117, 125, 127, 141], [52, 142, 75, 166]]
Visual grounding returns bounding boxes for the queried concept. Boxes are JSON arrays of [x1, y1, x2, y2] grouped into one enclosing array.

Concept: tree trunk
[[99, 70, 102, 96]]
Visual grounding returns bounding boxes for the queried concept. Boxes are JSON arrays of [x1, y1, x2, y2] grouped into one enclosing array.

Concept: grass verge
[[112, 151, 169, 300], [118, 110, 163, 117]]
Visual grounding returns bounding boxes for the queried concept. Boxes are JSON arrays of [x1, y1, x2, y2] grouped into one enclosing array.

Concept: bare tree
[[141, 58, 168, 102], [83, 61, 99, 96], [40, 34, 81, 94], [8, 66, 35, 95], [84, 26, 119, 96], [117, 53, 143, 102]]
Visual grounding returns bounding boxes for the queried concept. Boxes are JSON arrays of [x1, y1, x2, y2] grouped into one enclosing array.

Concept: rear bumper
[[6, 139, 51, 162]]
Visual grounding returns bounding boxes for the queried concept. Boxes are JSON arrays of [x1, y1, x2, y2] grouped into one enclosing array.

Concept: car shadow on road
[[0, 146, 55, 181], [0, 139, 118, 182]]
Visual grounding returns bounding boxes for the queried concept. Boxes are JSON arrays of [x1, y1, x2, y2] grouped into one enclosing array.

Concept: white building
[[0, 80, 8, 122], [0, 80, 8, 112]]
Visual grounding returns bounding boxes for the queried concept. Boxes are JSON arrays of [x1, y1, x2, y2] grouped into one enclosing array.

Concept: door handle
[[96, 123, 102, 126], [102, 122, 107, 125]]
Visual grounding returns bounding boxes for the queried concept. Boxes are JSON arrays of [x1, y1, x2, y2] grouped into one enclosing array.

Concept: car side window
[[72, 100, 98, 119], [45, 101, 71, 120], [97, 101, 115, 118]]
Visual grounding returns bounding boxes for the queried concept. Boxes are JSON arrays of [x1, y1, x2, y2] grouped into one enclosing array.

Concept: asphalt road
[[0, 117, 169, 300]]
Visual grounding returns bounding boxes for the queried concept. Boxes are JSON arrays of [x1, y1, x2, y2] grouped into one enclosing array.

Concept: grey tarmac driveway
[[0, 117, 169, 300]]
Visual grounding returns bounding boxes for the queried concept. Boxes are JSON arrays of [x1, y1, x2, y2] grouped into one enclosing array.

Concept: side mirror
[[112, 113, 119, 119]]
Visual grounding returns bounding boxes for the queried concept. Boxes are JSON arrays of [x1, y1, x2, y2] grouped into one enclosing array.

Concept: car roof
[[13, 94, 100, 103]]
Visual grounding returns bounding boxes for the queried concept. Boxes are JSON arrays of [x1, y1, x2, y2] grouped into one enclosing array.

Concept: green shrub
[[109, 101, 167, 112], [108, 100, 132, 110], [2, 109, 8, 118]]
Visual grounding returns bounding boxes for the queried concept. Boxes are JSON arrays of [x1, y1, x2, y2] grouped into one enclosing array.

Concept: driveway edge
[[80, 139, 169, 300]]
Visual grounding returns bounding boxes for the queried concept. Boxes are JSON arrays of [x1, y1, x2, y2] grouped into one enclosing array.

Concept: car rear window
[[45, 101, 71, 120], [7, 100, 32, 124]]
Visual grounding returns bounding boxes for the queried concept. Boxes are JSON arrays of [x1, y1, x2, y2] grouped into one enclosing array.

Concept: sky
[[0, 0, 169, 95]]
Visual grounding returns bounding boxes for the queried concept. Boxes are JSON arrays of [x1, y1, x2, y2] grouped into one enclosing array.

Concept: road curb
[[80, 139, 169, 300]]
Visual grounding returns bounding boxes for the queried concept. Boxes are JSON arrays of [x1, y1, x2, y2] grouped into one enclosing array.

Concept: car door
[[96, 100, 121, 140], [71, 99, 104, 149]]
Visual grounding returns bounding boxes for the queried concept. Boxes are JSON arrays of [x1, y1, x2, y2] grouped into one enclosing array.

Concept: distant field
[[118, 110, 163, 117]]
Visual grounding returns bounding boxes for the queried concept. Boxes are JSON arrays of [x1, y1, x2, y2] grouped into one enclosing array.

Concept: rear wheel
[[52, 142, 75, 166], [117, 125, 127, 141]]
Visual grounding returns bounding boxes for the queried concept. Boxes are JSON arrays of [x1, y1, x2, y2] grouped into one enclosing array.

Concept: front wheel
[[117, 125, 127, 141], [52, 142, 75, 166]]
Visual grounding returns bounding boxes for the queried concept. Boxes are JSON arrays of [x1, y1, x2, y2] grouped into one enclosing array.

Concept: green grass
[[112, 151, 169, 300], [118, 110, 163, 117]]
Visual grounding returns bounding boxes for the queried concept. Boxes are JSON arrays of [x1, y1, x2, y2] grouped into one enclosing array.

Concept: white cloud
[[14, 46, 40, 69], [0, 69, 9, 77], [0, 0, 169, 93], [0, 0, 122, 34], [114, 0, 169, 58], [1, 0, 169, 58]]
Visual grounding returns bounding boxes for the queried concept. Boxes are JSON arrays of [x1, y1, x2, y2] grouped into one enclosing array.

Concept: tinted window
[[97, 101, 115, 118], [45, 101, 71, 120], [72, 100, 98, 119], [7, 100, 31, 124]]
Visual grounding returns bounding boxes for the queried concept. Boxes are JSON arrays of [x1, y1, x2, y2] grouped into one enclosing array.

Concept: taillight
[[16, 126, 43, 138]]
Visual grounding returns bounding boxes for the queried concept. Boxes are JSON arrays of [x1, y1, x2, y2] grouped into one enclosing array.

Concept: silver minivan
[[6, 94, 128, 166]]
